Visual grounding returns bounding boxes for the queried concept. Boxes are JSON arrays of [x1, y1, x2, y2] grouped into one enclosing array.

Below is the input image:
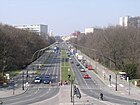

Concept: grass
[[61, 67, 74, 81], [9, 70, 21, 77], [34, 70, 41, 75], [61, 49, 74, 82], [61, 50, 68, 58]]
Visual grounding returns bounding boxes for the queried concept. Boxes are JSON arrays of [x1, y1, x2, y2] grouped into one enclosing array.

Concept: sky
[[0, 0, 140, 36]]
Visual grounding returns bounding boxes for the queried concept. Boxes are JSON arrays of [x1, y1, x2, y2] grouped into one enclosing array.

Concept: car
[[88, 65, 93, 70], [76, 63, 80, 66], [70, 61, 74, 63], [83, 74, 90, 79], [79, 66, 83, 69], [34, 76, 42, 83], [42, 75, 51, 84], [80, 68, 86, 72]]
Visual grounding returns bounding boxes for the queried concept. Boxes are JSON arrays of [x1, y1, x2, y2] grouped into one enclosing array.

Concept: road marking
[[119, 84, 124, 87], [120, 92, 125, 95], [111, 84, 115, 87], [108, 85, 112, 87]]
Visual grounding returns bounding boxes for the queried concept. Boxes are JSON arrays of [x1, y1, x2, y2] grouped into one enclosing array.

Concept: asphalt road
[[2, 49, 61, 105], [70, 53, 140, 105]]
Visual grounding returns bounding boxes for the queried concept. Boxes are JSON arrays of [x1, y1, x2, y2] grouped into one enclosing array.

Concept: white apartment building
[[85, 27, 101, 35], [119, 16, 140, 28], [14, 24, 48, 38]]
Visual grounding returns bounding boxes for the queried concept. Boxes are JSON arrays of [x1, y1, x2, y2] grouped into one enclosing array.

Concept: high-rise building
[[14, 24, 48, 38], [119, 16, 140, 28]]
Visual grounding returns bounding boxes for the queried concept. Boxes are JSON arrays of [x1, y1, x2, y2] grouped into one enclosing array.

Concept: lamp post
[[26, 69, 29, 83], [71, 80, 73, 102], [70, 76, 75, 103], [22, 72, 24, 90], [12, 78, 15, 95], [115, 73, 117, 91], [128, 77, 130, 95]]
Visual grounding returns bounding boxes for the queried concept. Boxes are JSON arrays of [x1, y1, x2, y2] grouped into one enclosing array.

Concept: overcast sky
[[0, 0, 140, 36]]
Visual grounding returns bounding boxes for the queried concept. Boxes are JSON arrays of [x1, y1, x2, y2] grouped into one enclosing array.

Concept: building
[[14, 24, 48, 38], [85, 27, 101, 35], [119, 16, 140, 28]]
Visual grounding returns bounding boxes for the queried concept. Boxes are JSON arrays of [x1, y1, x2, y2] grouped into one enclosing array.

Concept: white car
[[80, 68, 86, 72], [34, 76, 41, 83]]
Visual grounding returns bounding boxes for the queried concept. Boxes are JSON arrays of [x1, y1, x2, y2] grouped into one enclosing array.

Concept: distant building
[[85, 27, 101, 35], [14, 24, 48, 38], [119, 16, 140, 28]]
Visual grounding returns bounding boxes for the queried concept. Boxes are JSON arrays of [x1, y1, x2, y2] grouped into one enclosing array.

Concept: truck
[[77, 55, 83, 62]]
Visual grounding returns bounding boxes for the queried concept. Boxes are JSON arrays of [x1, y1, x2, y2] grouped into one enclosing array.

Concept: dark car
[[70, 61, 74, 63], [42, 75, 51, 84], [76, 63, 80, 66]]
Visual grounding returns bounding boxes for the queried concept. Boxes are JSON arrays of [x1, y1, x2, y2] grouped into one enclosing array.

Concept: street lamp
[[12, 78, 15, 95], [70, 76, 75, 103], [115, 73, 117, 91], [127, 76, 130, 95], [22, 72, 24, 90], [71, 80, 73, 102]]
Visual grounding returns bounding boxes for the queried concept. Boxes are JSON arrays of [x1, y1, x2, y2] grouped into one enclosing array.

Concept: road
[[1, 48, 61, 105], [70, 50, 140, 105]]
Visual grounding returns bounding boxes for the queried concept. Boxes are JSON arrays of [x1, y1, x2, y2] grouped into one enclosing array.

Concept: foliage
[[69, 26, 140, 78], [124, 63, 137, 79], [0, 24, 55, 75]]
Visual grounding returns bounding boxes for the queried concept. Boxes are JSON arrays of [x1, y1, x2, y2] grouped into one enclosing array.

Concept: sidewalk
[[0, 87, 27, 98], [78, 50, 140, 100]]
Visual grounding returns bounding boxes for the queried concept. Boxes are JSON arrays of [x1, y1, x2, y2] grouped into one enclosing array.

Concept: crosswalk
[[108, 84, 124, 88]]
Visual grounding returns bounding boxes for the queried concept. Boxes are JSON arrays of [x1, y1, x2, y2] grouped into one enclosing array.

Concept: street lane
[[71, 53, 140, 105], [2, 48, 61, 105]]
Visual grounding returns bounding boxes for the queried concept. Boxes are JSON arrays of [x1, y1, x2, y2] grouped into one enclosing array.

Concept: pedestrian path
[[0, 87, 27, 98]]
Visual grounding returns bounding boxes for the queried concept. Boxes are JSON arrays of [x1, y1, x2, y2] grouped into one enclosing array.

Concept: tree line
[[0, 24, 55, 76], [70, 26, 140, 79]]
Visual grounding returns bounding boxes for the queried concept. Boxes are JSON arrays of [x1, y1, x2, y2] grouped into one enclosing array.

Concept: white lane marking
[[120, 92, 125, 95], [119, 84, 124, 87], [108, 85, 112, 87], [111, 84, 115, 87]]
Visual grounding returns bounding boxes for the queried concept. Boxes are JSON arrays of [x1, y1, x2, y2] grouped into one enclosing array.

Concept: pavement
[[0, 86, 27, 98]]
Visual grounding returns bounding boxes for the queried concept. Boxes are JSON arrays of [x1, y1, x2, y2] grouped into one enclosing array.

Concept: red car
[[84, 74, 90, 79], [88, 65, 93, 70]]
